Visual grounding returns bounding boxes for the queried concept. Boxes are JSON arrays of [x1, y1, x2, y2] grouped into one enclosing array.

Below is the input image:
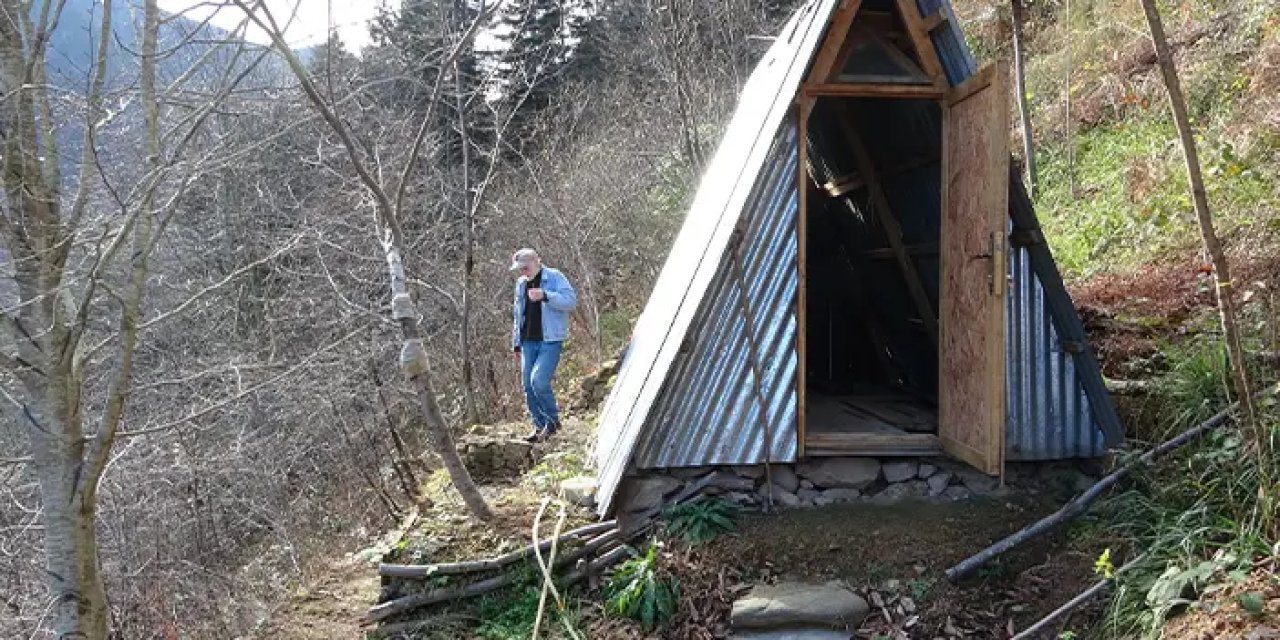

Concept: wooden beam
[[921, 10, 947, 33], [859, 242, 938, 260], [797, 104, 812, 459], [806, 0, 864, 85], [895, 0, 948, 88], [947, 63, 1000, 106], [833, 103, 940, 348], [802, 83, 945, 99], [804, 432, 942, 456]]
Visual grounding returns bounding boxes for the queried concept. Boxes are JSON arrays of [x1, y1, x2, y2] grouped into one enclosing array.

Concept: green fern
[[662, 498, 739, 544], [604, 543, 680, 631]]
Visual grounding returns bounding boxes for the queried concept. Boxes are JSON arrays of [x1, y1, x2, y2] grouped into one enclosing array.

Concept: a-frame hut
[[593, 0, 1124, 515]]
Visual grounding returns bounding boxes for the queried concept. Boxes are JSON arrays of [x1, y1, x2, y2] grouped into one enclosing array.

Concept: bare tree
[[230, 0, 496, 520], [1139, 0, 1258, 438]]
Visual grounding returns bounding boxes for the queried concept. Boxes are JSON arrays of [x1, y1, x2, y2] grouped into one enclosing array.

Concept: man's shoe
[[524, 426, 545, 443], [540, 420, 561, 440]]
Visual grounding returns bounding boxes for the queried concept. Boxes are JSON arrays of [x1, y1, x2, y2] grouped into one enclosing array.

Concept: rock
[[812, 492, 834, 506], [796, 488, 820, 504], [822, 488, 861, 503], [917, 463, 937, 479], [941, 486, 973, 501], [670, 466, 714, 480], [953, 467, 1002, 495], [558, 476, 598, 507], [725, 491, 756, 506], [734, 465, 766, 479], [731, 581, 870, 630], [882, 461, 919, 483], [798, 458, 880, 489], [731, 629, 852, 640], [456, 436, 533, 479], [926, 472, 952, 496], [799, 479, 814, 490], [759, 484, 801, 508], [710, 471, 758, 492], [768, 466, 801, 493], [872, 480, 928, 503], [616, 475, 681, 514]]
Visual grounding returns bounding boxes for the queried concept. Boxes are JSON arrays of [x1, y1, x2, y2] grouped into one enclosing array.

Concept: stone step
[[731, 581, 869, 631], [731, 629, 852, 639]]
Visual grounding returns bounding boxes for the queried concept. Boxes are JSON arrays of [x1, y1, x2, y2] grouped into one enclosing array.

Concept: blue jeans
[[520, 340, 563, 428]]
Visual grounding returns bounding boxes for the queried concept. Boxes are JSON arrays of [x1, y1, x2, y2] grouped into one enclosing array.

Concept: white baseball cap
[[509, 248, 539, 271]]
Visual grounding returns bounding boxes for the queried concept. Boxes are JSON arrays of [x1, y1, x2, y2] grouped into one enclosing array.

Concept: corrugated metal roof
[[592, 0, 839, 514]]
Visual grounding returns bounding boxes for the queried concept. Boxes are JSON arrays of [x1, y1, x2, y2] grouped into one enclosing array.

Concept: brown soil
[[1162, 566, 1280, 640], [589, 497, 1117, 639], [254, 555, 381, 640], [1070, 230, 1280, 379]]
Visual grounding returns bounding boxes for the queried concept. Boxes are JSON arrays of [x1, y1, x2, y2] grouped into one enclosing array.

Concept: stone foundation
[[615, 457, 1100, 513]]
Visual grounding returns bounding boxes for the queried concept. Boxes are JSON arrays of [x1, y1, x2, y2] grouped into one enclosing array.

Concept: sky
[[155, 0, 399, 52]]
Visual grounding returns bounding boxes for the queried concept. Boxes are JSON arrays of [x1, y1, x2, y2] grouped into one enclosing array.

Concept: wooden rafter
[[894, 0, 948, 88], [805, 0, 864, 85], [832, 103, 940, 348], [803, 83, 944, 99]]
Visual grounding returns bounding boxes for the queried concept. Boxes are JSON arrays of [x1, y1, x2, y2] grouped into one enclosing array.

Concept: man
[[510, 248, 576, 442]]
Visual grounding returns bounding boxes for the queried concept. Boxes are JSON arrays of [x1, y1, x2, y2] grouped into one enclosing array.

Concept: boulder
[[759, 484, 800, 508], [798, 458, 880, 489], [872, 480, 928, 503], [796, 488, 820, 505], [882, 461, 919, 483], [953, 467, 1002, 495], [709, 471, 758, 492], [731, 581, 870, 630], [558, 475, 598, 507], [731, 630, 852, 640], [821, 488, 862, 503], [769, 466, 801, 493], [733, 465, 766, 480], [616, 475, 681, 514], [456, 437, 533, 479], [941, 485, 973, 501], [917, 463, 938, 479], [926, 472, 952, 497]]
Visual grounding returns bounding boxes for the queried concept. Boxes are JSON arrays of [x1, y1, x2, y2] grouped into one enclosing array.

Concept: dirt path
[[253, 555, 381, 639]]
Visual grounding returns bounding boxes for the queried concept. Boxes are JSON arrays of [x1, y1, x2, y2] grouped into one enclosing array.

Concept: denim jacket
[[513, 266, 576, 349]]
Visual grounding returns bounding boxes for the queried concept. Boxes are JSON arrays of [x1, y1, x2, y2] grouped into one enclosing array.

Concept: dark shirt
[[520, 270, 544, 343]]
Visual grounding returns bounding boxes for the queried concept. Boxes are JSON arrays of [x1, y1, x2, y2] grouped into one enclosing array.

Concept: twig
[[531, 498, 564, 640], [378, 520, 616, 578], [1012, 557, 1142, 639], [946, 390, 1268, 582]]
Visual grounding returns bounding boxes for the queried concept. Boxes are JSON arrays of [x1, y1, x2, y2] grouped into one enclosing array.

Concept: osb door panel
[[939, 63, 1009, 476]]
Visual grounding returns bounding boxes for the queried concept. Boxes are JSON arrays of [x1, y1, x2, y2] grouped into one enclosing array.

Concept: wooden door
[[938, 63, 1009, 476]]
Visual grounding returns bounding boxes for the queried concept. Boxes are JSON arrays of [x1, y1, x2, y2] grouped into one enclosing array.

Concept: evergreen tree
[[492, 0, 593, 149]]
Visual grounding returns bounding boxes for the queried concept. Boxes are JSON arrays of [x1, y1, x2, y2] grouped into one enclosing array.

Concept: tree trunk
[[457, 64, 482, 427], [387, 245, 494, 520], [1011, 0, 1037, 197], [31, 400, 110, 639], [1139, 0, 1259, 437]]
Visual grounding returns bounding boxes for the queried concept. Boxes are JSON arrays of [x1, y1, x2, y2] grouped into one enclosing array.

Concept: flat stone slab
[[732, 629, 853, 640], [731, 581, 869, 630]]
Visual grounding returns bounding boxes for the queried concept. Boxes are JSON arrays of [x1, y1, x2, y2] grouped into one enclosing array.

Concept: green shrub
[[604, 543, 680, 631], [662, 498, 739, 545]]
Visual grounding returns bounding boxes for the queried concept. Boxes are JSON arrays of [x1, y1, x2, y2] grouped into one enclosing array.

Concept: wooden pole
[[1138, 0, 1259, 441]]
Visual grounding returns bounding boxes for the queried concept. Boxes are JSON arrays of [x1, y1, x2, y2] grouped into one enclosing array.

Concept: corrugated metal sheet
[[592, 0, 838, 514], [634, 126, 800, 468]]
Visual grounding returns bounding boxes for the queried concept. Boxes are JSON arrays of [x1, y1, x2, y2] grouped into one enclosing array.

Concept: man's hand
[[527, 287, 545, 302]]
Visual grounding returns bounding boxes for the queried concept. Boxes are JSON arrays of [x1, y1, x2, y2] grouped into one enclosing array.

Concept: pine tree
[[493, 0, 591, 149]]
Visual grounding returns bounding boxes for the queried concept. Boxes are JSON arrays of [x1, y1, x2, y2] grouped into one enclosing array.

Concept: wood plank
[[921, 10, 947, 33], [805, 0, 865, 85], [833, 102, 940, 348], [938, 62, 1009, 477], [797, 105, 811, 459], [805, 432, 942, 456], [947, 63, 1000, 106], [859, 242, 938, 260], [802, 82, 945, 99], [894, 0, 948, 88]]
